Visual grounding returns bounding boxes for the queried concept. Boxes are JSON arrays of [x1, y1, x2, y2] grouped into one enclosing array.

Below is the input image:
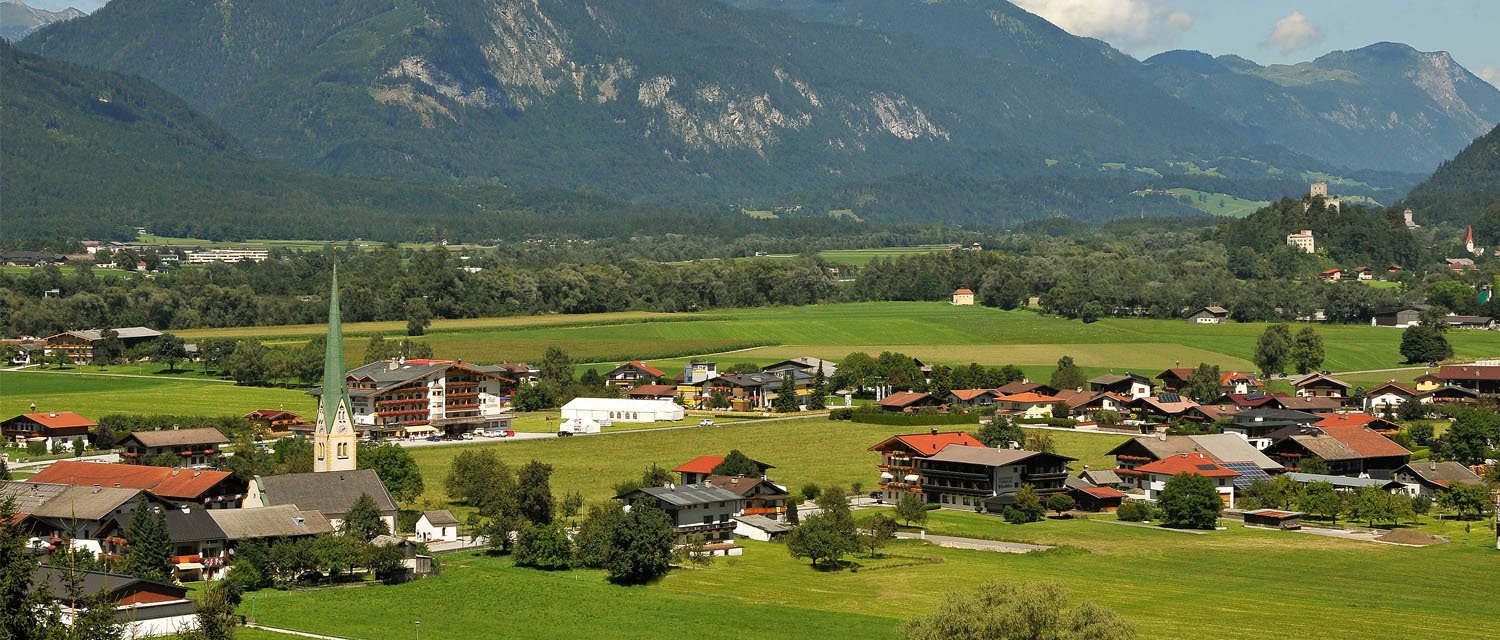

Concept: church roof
[[321, 266, 350, 429], [254, 470, 397, 517]]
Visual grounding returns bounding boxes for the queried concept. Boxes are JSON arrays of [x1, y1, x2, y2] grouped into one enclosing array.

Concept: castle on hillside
[[1306, 182, 1341, 212]]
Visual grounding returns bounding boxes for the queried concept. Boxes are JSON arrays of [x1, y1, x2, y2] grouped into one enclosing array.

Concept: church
[[314, 266, 359, 473]]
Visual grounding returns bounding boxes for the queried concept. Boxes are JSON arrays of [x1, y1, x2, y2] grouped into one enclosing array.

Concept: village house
[[1155, 368, 1194, 392], [1185, 306, 1230, 324], [876, 391, 943, 413], [117, 428, 230, 467], [1370, 305, 1429, 328], [1, 481, 144, 552], [870, 431, 985, 503], [1088, 373, 1153, 399], [907, 445, 1075, 511], [616, 484, 744, 556], [1318, 268, 1346, 282], [1440, 315, 1496, 330], [1417, 384, 1480, 405], [243, 409, 304, 438], [1277, 395, 1348, 414], [1219, 372, 1263, 395], [704, 474, 792, 540], [1135, 453, 1239, 507], [491, 362, 540, 386], [1064, 476, 1127, 513], [314, 358, 516, 440], [945, 389, 999, 408], [1209, 392, 1284, 412], [28, 460, 245, 509], [1413, 372, 1443, 392], [2, 411, 96, 449], [1221, 408, 1321, 447], [695, 371, 812, 411], [672, 454, 774, 486], [1292, 373, 1352, 398], [762, 357, 838, 378], [1281, 472, 1405, 493], [1107, 434, 1281, 492], [415, 510, 461, 543], [1313, 412, 1400, 436], [993, 392, 1062, 419], [1054, 390, 1130, 419], [1362, 382, 1417, 413], [994, 381, 1060, 396], [951, 288, 975, 306], [1392, 461, 1485, 497], [1263, 424, 1412, 478], [30, 566, 198, 638], [1434, 363, 1500, 395], [245, 469, 398, 532], [1128, 394, 1199, 423], [605, 361, 666, 388], [1352, 267, 1374, 281], [42, 327, 162, 364]]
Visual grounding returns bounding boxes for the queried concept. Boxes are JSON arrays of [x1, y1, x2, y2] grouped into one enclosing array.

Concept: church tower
[[314, 266, 357, 473]]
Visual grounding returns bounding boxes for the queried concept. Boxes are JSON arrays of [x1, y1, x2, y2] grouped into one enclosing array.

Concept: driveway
[[895, 531, 1051, 553]]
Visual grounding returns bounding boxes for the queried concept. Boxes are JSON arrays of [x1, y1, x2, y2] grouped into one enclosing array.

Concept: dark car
[[425, 435, 444, 442]]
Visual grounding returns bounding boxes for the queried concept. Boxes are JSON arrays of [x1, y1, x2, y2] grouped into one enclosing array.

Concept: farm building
[[561, 397, 684, 423], [415, 510, 461, 542], [1242, 509, 1303, 530], [1186, 306, 1230, 324]]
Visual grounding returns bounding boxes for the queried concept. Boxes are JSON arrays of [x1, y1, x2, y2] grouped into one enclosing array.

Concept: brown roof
[[1277, 396, 1347, 412], [1282, 424, 1411, 461], [1397, 462, 1483, 488], [209, 505, 332, 540], [122, 428, 230, 448], [924, 445, 1075, 467], [29, 461, 233, 500], [877, 391, 935, 408], [703, 475, 787, 497], [1437, 364, 1500, 381], [10, 412, 96, 429], [995, 382, 1052, 395], [627, 384, 679, 397]]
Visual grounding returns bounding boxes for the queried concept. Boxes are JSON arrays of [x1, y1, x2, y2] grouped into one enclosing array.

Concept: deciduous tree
[[341, 493, 390, 541], [1158, 473, 1221, 529], [607, 498, 675, 584], [896, 491, 928, 527], [357, 441, 424, 503], [900, 580, 1136, 640], [1289, 327, 1325, 375], [1254, 324, 1291, 377]]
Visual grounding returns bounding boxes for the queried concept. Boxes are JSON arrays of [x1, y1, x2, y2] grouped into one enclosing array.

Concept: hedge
[[848, 411, 978, 426]]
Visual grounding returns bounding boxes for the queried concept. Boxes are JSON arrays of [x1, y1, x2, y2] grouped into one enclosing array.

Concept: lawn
[[235, 514, 1500, 640], [401, 418, 1124, 516], [0, 370, 311, 419], [816, 246, 955, 267], [1164, 188, 1269, 218]]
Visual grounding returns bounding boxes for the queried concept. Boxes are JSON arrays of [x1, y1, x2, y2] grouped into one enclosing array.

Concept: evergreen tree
[[785, 498, 799, 525], [711, 450, 761, 477], [808, 367, 828, 410], [1253, 324, 1292, 377], [773, 372, 800, 412], [1048, 356, 1086, 392], [1003, 485, 1046, 524], [404, 297, 433, 336], [1183, 363, 1222, 402], [1289, 327, 1325, 374], [341, 494, 389, 541], [539, 346, 575, 388], [122, 498, 172, 583], [364, 334, 396, 363]]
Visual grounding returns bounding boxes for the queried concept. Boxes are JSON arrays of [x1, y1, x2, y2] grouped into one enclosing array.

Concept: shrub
[[800, 483, 821, 502], [827, 408, 854, 421], [1117, 500, 1144, 522]]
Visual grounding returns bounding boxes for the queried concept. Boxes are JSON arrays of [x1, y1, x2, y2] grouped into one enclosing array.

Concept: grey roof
[[123, 428, 229, 448], [1284, 473, 1404, 490], [1231, 408, 1322, 425], [624, 483, 744, 508], [924, 445, 1075, 467], [1088, 373, 1149, 386], [734, 514, 792, 534], [421, 509, 460, 526], [62, 327, 162, 342], [1188, 434, 1282, 471], [1079, 469, 1122, 485], [254, 469, 398, 517], [709, 371, 812, 388], [1291, 373, 1352, 389], [31, 566, 187, 601], [0, 481, 70, 513], [209, 505, 332, 540], [164, 508, 226, 543], [1397, 461, 1483, 487], [28, 485, 141, 521]]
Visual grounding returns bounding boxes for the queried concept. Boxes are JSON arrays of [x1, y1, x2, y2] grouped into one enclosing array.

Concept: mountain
[[1139, 43, 1500, 174], [0, 0, 83, 40], [20, 0, 1301, 206], [1400, 124, 1500, 232], [0, 40, 730, 242]]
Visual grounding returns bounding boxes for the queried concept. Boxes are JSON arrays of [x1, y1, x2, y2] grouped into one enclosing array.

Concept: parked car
[[425, 435, 444, 442], [698, 419, 715, 427], [460, 432, 475, 440]]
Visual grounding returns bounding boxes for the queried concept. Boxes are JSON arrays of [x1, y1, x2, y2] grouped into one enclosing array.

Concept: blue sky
[[1010, 0, 1499, 86], [27, 0, 1500, 87]]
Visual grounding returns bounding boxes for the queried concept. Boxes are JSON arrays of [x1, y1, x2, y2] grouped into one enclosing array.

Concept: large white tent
[[560, 397, 685, 423]]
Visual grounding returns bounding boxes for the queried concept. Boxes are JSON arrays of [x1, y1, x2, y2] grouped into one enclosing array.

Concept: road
[[390, 412, 829, 449], [894, 531, 1051, 553]]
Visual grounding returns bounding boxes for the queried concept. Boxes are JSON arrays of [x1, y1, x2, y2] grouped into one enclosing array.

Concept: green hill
[[1140, 43, 1500, 174], [22, 0, 1302, 205], [1400, 124, 1500, 238]]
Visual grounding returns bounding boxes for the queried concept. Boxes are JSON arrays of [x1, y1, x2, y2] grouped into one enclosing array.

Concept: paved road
[[895, 531, 1051, 553], [244, 624, 351, 640], [390, 412, 829, 449]]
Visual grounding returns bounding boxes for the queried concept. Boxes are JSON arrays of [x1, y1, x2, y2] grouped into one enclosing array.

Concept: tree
[[539, 346, 574, 388], [514, 522, 575, 570], [1438, 481, 1491, 519], [858, 513, 899, 556], [808, 367, 828, 410], [1116, 500, 1145, 522], [607, 498, 676, 585], [515, 460, 556, 526], [1047, 493, 1076, 516], [357, 441, 424, 503], [1024, 431, 1056, 454], [773, 372, 800, 413], [445, 450, 516, 514], [92, 328, 124, 368], [1003, 485, 1046, 524], [1410, 493, 1432, 522], [1348, 485, 1397, 527], [1158, 473, 1221, 529], [222, 339, 268, 385], [1399, 324, 1452, 363], [561, 491, 585, 521], [150, 334, 189, 372], [1253, 324, 1291, 377], [511, 382, 558, 411], [364, 334, 396, 363], [640, 463, 674, 489], [2, 496, 52, 640], [1298, 481, 1342, 524], [122, 498, 172, 583], [786, 510, 857, 568], [1300, 456, 1329, 475], [49, 349, 72, 369], [1289, 327, 1325, 375], [1439, 407, 1500, 465], [895, 491, 928, 527], [341, 493, 389, 541], [977, 419, 1024, 449], [800, 483, 821, 502], [711, 450, 761, 477], [1407, 422, 1435, 446], [785, 498, 800, 525], [1049, 356, 1086, 392], [578, 368, 604, 387], [404, 297, 433, 336], [899, 580, 1136, 640], [575, 502, 625, 569]]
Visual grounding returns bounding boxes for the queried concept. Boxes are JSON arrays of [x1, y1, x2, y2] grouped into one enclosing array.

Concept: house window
[[703, 516, 713, 525]]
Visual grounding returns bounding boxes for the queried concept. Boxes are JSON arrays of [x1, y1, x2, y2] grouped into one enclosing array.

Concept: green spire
[[321, 264, 350, 429]]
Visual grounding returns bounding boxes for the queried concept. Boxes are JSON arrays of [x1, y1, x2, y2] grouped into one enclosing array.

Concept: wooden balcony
[[742, 506, 785, 516]]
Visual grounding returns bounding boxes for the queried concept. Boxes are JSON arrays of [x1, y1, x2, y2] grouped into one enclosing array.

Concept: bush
[[827, 408, 854, 421], [924, 503, 941, 511], [848, 410, 975, 426], [800, 483, 821, 502], [1117, 500, 1145, 522]]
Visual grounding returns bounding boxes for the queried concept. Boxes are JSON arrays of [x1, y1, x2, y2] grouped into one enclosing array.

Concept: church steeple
[[314, 264, 357, 472]]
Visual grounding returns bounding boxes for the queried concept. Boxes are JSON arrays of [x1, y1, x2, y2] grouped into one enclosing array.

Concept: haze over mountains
[[0, 0, 82, 41], [7, 0, 1499, 237]]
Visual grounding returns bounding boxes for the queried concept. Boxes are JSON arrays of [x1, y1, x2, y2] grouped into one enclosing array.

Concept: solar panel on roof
[[1157, 392, 1181, 403], [1222, 461, 1274, 490], [1246, 392, 1265, 400], [1195, 464, 1219, 471]]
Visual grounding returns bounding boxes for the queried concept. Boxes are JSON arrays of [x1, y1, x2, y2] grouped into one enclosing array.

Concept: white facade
[[560, 398, 684, 423], [1142, 471, 1235, 508], [415, 515, 458, 542], [185, 248, 269, 263], [1286, 230, 1316, 254]]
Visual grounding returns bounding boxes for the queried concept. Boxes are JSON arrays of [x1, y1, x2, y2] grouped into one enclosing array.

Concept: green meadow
[[234, 513, 1500, 640], [0, 370, 309, 418]]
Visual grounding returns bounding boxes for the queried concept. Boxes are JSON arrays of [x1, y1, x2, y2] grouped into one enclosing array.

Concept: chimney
[[50, 412, 57, 418], [1429, 460, 1437, 471], [113, 483, 121, 488], [930, 428, 938, 436], [193, 469, 201, 477], [388, 360, 399, 371], [180, 505, 191, 513], [172, 468, 180, 476]]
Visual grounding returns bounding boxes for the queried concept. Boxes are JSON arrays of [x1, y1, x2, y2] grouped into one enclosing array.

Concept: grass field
[[1165, 188, 1269, 218], [0, 370, 310, 418], [235, 511, 1500, 640], [815, 246, 956, 267]]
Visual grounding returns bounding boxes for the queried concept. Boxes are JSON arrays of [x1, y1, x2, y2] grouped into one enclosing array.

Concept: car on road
[[460, 432, 475, 440], [425, 435, 444, 442], [698, 419, 715, 427]]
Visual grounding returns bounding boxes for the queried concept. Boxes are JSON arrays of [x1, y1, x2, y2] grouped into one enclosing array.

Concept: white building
[[1135, 453, 1238, 508], [333, 359, 516, 439], [560, 397, 684, 423], [1286, 230, 1316, 254], [185, 248, 269, 263], [414, 509, 460, 542]]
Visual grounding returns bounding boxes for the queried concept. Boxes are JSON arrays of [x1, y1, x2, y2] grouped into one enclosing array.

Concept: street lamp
[[414, 620, 420, 640]]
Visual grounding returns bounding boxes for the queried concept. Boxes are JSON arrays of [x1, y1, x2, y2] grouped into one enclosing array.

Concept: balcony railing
[[919, 483, 991, 496], [742, 506, 785, 516], [1022, 470, 1069, 480], [920, 467, 990, 480]]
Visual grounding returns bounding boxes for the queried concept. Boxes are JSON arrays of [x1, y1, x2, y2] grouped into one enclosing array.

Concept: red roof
[[1220, 371, 1261, 385], [1314, 424, 1411, 458], [1313, 413, 1382, 429], [948, 389, 995, 401], [29, 460, 231, 500], [1158, 368, 1194, 381], [1078, 486, 1127, 499], [673, 456, 725, 475], [868, 432, 983, 457], [15, 412, 96, 429], [1135, 453, 1239, 478], [628, 361, 665, 377], [877, 391, 934, 408], [952, 288, 974, 295], [997, 392, 1059, 404]]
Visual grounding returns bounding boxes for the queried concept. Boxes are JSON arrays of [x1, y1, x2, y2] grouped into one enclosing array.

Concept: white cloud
[[1264, 11, 1323, 55], [1479, 68, 1500, 90], [1011, 0, 1194, 50]]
